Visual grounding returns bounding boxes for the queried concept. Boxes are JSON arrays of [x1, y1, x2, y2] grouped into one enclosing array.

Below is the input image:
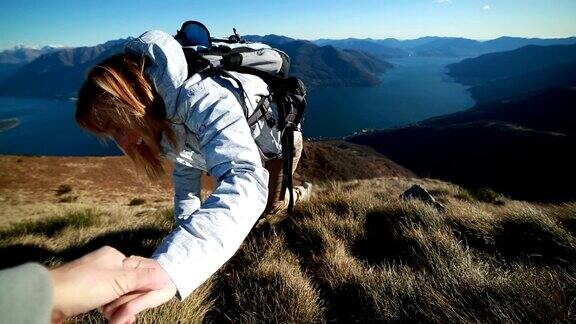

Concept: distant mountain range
[[314, 38, 410, 57], [2, 34, 575, 99], [0, 45, 61, 64], [447, 44, 576, 103], [243, 35, 393, 87], [315, 36, 576, 58], [0, 36, 391, 99], [0, 45, 60, 82], [277, 40, 391, 87], [243, 34, 296, 47], [0, 39, 129, 99]]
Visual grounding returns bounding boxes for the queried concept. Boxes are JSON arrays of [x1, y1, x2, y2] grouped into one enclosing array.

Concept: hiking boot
[[299, 181, 313, 202]]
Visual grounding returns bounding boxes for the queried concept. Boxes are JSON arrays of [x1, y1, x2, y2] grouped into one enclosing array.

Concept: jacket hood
[[125, 30, 188, 121]]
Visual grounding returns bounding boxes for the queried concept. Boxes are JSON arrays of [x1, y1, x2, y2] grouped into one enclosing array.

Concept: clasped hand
[[50, 246, 177, 324]]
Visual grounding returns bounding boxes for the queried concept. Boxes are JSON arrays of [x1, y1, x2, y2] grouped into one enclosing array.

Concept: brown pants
[[263, 131, 304, 215]]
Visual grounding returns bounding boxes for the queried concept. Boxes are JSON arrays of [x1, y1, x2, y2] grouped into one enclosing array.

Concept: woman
[[75, 30, 310, 322]]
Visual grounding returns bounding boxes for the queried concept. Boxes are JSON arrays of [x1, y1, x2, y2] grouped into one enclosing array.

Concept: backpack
[[174, 21, 307, 215]]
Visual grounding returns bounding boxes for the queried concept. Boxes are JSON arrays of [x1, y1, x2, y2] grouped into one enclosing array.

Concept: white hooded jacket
[[125, 30, 279, 300]]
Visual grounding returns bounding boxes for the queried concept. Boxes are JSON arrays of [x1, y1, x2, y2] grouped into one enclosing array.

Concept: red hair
[[76, 53, 177, 179]]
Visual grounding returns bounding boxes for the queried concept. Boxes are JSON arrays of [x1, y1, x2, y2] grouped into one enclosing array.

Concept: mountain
[[424, 87, 576, 135], [0, 37, 391, 99], [391, 36, 444, 49], [277, 40, 392, 88], [446, 44, 576, 103], [447, 44, 576, 86], [313, 38, 409, 58], [412, 37, 483, 57], [482, 36, 576, 53], [0, 38, 129, 99], [315, 36, 576, 57], [243, 34, 296, 47], [298, 140, 415, 181], [465, 60, 576, 103], [349, 86, 576, 202], [0, 45, 60, 82], [247, 37, 394, 87], [0, 45, 60, 64]]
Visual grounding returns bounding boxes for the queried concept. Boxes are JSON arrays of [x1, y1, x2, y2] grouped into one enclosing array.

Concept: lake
[[0, 96, 121, 156], [0, 56, 474, 156], [303, 56, 475, 138]]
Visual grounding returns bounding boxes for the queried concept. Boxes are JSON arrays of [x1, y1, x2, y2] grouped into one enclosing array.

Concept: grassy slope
[[0, 178, 575, 323], [1, 142, 575, 323], [0, 141, 410, 222], [349, 87, 576, 202]]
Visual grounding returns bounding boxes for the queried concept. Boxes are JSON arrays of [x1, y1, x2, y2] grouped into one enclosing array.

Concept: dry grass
[[1, 177, 575, 323]]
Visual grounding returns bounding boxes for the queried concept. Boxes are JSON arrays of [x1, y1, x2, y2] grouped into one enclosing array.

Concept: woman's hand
[[50, 246, 170, 323], [101, 256, 178, 324]]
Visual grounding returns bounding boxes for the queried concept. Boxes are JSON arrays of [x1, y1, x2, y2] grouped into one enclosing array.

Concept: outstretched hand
[[49, 246, 172, 323], [101, 256, 178, 324]]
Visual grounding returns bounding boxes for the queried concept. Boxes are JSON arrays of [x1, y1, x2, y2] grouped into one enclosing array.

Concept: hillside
[[0, 39, 128, 99], [0, 45, 60, 82], [447, 44, 576, 87], [0, 145, 575, 322], [242, 34, 297, 47], [271, 40, 392, 88], [0, 38, 392, 99], [424, 87, 576, 135], [412, 37, 482, 57], [465, 60, 576, 103], [313, 38, 410, 58], [446, 44, 576, 103], [0, 46, 59, 65], [0, 141, 410, 221], [417, 36, 576, 57], [482, 36, 576, 52], [350, 86, 576, 202]]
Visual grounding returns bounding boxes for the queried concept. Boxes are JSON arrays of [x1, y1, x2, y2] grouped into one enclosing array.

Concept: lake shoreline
[[1, 56, 475, 155], [303, 56, 475, 138], [0, 118, 20, 132]]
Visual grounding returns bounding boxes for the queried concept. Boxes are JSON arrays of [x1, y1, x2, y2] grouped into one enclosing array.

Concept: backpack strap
[[275, 78, 306, 215], [182, 47, 211, 77], [281, 126, 296, 213], [207, 67, 252, 119], [182, 47, 253, 120], [247, 95, 275, 129]]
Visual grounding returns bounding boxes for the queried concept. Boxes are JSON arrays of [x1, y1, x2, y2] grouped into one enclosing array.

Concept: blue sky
[[1, 0, 576, 50]]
